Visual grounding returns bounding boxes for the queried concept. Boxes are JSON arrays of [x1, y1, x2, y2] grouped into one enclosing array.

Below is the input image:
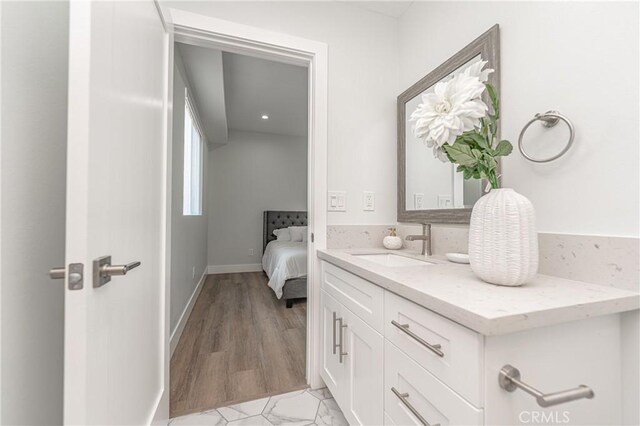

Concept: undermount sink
[[352, 253, 433, 267]]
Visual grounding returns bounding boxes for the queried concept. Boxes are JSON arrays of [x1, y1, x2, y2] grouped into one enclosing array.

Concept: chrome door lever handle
[[93, 256, 141, 288], [100, 261, 141, 276]]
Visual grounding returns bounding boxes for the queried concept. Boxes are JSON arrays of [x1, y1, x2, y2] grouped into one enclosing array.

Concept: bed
[[262, 211, 307, 308]]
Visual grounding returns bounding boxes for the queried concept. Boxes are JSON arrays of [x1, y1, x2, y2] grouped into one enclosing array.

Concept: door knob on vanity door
[[93, 255, 141, 288]]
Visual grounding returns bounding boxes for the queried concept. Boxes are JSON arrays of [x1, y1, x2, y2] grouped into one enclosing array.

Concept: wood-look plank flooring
[[170, 272, 307, 418]]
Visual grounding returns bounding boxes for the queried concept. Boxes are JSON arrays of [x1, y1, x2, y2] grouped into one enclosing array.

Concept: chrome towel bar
[[498, 364, 594, 407]]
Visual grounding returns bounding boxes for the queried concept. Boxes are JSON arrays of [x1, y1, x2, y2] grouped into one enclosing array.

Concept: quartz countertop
[[317, 248, 640, 336]]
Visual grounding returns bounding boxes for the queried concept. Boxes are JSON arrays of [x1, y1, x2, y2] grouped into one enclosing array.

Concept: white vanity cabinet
[[321, 289, 346, 400], [320, 259, 626, 426], [321, 262, 384, 425]]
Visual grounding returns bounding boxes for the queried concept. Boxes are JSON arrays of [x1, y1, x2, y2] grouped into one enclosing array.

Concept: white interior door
[[64, 1, 167, 424]]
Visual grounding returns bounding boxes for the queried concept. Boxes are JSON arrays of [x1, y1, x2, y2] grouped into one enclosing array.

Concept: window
[[183, 90, 204, 216]]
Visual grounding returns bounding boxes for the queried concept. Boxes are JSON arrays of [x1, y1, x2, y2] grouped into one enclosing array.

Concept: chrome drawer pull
[[391, 387, 439, 426], [391, 320, 444, 358], [332, 312, 338, 355], [499, 365, 595, 407], [338, 318, 348, 363]]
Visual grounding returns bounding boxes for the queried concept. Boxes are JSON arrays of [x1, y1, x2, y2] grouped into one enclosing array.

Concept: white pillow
[[289, 226, 307, 242], [273, 228, 291, 241]]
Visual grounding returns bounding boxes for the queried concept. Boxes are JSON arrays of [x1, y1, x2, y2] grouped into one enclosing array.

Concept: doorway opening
[[168, 42, 310, 417], [160, 12, 328, 422]]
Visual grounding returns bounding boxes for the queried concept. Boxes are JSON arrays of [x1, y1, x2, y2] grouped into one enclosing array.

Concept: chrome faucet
[[405, 224, 432, 256]]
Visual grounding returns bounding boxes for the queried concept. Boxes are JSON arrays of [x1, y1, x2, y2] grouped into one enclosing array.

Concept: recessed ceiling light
[[261, 114, 269, 120]]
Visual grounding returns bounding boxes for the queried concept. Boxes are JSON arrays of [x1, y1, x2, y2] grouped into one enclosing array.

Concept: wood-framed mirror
[[398, 25, 500, 224]]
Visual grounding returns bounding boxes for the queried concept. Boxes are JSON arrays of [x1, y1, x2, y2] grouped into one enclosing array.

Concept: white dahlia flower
[[409, 60, 493, 161]]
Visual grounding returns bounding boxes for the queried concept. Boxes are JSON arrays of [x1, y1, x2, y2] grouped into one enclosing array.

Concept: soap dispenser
[[383, 227, 403, 250]]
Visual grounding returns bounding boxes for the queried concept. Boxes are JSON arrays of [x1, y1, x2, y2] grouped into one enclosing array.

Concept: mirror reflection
[[404, 55, 484, 211]]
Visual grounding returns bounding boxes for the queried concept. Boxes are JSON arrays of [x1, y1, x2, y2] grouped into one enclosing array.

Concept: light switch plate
[[363, 191, 375, 211], [328, 191, 347, 212], [414, 193, 425, 209]]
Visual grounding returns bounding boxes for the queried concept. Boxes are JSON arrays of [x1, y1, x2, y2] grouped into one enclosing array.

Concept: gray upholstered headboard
[[263, 211, 307, 251]]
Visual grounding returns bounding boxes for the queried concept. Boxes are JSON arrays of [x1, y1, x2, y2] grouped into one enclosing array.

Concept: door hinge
[[311, 232, 315, 243]]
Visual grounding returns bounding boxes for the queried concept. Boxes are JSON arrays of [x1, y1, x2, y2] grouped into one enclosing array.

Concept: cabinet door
[[343, 308, 384, 426], [320, 290, 346, 404]]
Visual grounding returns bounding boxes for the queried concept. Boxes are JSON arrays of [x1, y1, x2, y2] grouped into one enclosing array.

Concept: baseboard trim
[[207, 263, 263, 274], [170, 270, 207, 358]]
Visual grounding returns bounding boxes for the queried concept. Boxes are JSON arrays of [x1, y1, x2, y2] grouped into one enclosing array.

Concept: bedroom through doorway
[[168, 41, 310, 418]]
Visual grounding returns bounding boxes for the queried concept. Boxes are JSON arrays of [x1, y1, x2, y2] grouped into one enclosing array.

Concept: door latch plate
[[68, 263, 84, 290]]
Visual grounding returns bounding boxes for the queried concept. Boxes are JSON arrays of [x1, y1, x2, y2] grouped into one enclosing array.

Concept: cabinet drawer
[[385, 341, 484, 426], [384, 291, 483, 406], [322, 261, 384, 332]]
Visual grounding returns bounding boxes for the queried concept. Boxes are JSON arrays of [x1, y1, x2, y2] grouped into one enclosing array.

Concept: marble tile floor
[[169, 388, 348, 426]]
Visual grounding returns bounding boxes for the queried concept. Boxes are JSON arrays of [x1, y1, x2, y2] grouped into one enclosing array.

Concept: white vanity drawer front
[[385, 341, 484, 426], [321, 262, 384, 332], [384, 291, 483, 406]]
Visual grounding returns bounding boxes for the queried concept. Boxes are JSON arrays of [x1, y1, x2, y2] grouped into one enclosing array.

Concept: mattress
[[262, 241, 307, 298]]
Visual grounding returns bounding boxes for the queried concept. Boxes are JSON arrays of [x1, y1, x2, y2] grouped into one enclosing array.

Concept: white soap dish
[[446, 253, 470, 264]]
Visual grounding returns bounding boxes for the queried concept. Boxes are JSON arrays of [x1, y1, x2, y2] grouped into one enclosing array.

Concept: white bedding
[[262, 241, 307, 298]]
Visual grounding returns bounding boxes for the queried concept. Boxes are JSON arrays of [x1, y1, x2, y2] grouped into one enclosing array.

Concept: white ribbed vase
[[468, 188, 538, 286]]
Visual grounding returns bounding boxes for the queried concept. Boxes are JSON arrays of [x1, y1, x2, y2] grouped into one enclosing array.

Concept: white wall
[[0, 1, 67, 424], [170, 54, 209, 335], [161, 1, 400, 226], [208, 130, 307, 267], [399, 1, 639, 237]]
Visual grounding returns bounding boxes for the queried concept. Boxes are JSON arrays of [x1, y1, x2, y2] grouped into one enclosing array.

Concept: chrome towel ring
[[518, 110, 575, 163]]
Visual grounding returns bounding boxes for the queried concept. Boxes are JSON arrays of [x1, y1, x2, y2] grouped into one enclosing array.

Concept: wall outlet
[[249, 248, 254, 256], [363, 191, 375, 211], [438, 195, 453, 208], [192, 266, 196, 279], [328, 191, 347, 212]]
